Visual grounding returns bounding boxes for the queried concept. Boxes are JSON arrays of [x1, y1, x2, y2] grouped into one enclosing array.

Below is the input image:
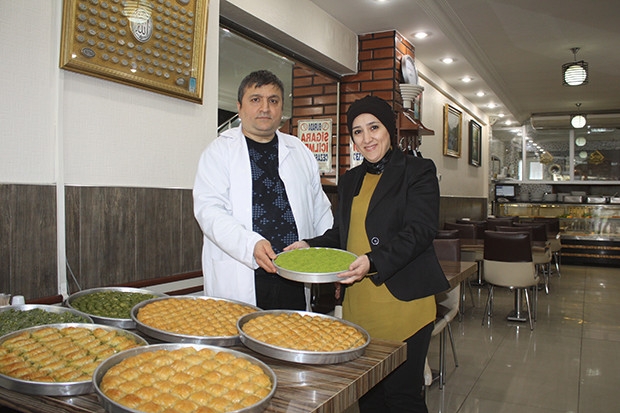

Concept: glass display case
[[497, 202, 620, 266]]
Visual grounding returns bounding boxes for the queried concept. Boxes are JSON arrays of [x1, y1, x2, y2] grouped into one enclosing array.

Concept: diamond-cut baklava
[[100, 347, 272, 413], [242, 312, 366, 351], [0, 326, 143, 383], [136, 298, 257, 337]]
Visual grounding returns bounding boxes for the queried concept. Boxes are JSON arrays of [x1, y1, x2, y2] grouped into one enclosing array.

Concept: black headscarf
[[346, 95, 396, 174]]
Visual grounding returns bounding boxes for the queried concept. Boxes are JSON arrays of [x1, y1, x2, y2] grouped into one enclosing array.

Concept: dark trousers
[[359, 322, 433, 413], [255, 269, 306, 310]]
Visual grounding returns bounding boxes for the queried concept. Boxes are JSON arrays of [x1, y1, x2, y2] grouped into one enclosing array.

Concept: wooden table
[[440, 260, 478, 317], [0, 338, 406, 413]]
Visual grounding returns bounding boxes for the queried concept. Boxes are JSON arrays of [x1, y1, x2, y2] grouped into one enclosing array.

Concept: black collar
[[363, 148, 393, 175]]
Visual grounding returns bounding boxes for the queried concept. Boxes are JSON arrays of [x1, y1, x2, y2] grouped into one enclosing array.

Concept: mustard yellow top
[[342, 173, 435, 341]]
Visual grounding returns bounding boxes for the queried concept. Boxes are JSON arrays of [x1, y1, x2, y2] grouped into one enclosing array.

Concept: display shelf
[[497, 202, 620, 266]]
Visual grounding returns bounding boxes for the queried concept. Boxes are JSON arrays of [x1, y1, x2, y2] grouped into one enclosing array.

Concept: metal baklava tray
[[64, 287, 167, 329], [273, 248, 358, 283], [0, 323, 147, 396], [237, 310, 370, 365], [0, 304, 93, 336], [93, 343, 276, 413], [131, 295, 260, 346]]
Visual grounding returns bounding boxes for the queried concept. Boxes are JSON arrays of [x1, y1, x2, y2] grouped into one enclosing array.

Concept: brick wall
[[340, 30, 415, 173], [286, 30, 416, 179]]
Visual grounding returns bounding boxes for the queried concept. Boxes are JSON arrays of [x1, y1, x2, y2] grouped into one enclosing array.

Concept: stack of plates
[[399, 83, 424, 108]]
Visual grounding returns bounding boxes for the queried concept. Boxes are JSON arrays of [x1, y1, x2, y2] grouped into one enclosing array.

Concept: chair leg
[[553, 250, 561, 277], [467, 280, 475, 307], [447, 323, 459, 367], [439, 329, 446, 389], [533, 284, 538, 320], [523, 288, 534, 330], [482, 285, 494, 326]]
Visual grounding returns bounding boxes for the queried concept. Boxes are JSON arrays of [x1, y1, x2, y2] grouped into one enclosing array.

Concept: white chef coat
[[193, 125, 333, 306]]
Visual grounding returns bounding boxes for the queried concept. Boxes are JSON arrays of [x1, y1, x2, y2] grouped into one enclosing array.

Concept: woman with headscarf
[[286, 95, 449, 412]]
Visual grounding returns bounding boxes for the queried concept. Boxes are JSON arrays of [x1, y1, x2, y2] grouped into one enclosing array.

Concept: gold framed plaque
[[60, 0, 208, 103]]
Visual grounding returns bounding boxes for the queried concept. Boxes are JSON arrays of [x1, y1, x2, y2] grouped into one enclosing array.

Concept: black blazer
[[308, 149, 449, 301]]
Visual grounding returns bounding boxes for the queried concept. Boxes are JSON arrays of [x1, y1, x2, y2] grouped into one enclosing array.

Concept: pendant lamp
[[563, 48, 588, 86]]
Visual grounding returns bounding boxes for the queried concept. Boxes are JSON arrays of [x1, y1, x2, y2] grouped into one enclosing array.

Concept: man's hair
[[237, 70, 284, 103]]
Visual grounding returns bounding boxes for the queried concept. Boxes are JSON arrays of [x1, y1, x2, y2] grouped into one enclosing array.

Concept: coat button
[[371, 237, 379, 245]]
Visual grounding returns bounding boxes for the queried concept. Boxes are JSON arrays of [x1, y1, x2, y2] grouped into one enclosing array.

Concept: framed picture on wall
[[443, 104, 462, 157], [469, 120, 482, 166], [59, 0, 209, 103]]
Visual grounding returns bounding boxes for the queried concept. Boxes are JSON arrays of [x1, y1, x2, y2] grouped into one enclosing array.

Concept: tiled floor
[[425, 264, 620, 413]]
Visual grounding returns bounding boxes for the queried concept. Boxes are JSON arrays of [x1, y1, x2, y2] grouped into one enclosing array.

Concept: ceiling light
[[571, 103, 587, 128], [414, 32, 429, 39], [563, 47, 588, 86], [476, 91, 485, 97], [461, 76, 473, 83], [441, 57, 454, 64], [575, 137, 587, 146], [498, 113, 505, 118], [487, 103, 497, 109], [571, 115, 586, 128]]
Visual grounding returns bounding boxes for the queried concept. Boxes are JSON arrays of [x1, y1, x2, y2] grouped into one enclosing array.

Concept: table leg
[[469, 260, 485, 286], [507, 288, 528, 322]]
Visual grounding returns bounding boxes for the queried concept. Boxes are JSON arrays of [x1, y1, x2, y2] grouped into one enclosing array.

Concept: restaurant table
[[0, 338, 406, 413], [440, 260, 478, 318]]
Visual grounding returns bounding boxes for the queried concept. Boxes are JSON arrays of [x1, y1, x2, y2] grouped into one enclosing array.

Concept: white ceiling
[[309, 0, 620, 128]]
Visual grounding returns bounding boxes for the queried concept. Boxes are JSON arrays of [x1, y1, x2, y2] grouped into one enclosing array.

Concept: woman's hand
[[337, 254, 371, 284], [283, 240, 310, 251]]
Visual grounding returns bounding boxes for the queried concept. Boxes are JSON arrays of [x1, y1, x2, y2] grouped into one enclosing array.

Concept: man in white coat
[[193, 70, 333, 309]]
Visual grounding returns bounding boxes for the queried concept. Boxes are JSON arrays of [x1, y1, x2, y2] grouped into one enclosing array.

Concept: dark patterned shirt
[[246, 135, 298, 254]]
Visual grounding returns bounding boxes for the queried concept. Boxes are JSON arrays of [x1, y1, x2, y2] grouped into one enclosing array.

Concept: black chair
[[486, 217, 516, 231], [513, 223, 552, 294], [482, 231, 538, 330], [444, 222, 485, 285], [531, 217, 562, 277], [435, 229, 460, 239]]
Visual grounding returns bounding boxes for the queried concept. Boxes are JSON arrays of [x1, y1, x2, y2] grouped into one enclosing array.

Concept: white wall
[[0, 1, 58, 184], [415, 61, 490, 198]]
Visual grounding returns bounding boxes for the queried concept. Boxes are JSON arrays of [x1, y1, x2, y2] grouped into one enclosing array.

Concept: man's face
[[237, 83, 283, 142]]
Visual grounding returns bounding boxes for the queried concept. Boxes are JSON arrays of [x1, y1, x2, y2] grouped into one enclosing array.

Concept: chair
[[532, 217, 562, 277], [435, 229, 460, 239], [486, 216, 516, 231], [437, 228, 476, 313], [431, 239, 461, 388], [444, 222, 485, 285], [482, 231, 538, 330], [513, 223, 552, 294]]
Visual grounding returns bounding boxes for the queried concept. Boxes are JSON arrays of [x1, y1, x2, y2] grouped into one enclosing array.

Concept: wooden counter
[[0, 338, 406, 413]]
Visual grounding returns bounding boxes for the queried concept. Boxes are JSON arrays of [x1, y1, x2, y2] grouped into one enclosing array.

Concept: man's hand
[[254, 239, 277, 273]]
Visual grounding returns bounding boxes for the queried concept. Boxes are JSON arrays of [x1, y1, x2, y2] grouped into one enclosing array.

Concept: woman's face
[[350, 113, 391, 163]]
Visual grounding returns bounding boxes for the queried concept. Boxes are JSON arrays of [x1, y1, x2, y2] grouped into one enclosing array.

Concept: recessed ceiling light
[[461, 76, 473, 83], [440, 57, 454, 64], [498, 113, 505, 118], [487, 102, 497, 109], [414, 32, 429, 39], [476, 91, 485, 97], [505, 120, 512, 125]]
